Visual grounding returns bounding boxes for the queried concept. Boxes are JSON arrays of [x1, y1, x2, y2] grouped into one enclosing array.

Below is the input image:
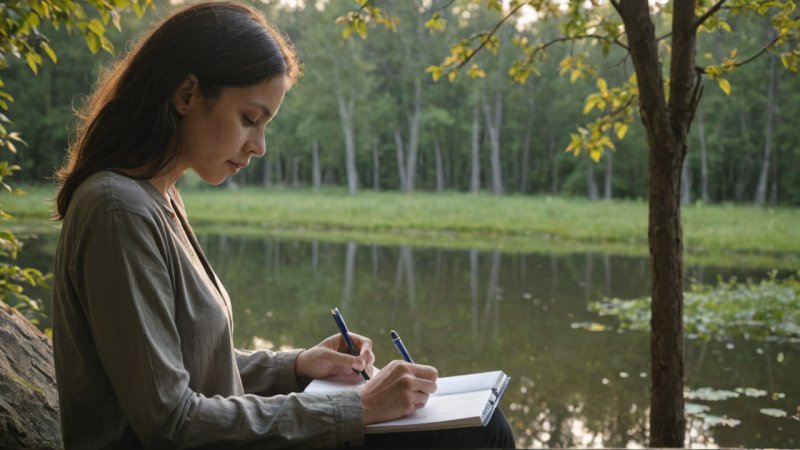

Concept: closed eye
[[242, 115, 258, 127]]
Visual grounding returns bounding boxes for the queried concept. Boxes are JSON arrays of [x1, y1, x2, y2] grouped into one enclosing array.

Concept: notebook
[[305, 370, 510, 433]]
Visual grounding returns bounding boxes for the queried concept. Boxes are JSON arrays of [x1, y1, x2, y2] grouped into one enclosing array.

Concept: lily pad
[[685, 387, 740, 401], [685, 403, 711, 415], [760, 408, 788, 418], [702, 415, 741, 427], [735, 387, 768, 398]]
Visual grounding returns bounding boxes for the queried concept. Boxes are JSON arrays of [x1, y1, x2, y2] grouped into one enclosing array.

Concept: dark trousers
[[360, 408, 515, 448]]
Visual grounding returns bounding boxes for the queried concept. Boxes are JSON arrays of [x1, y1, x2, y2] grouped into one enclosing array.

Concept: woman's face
[[173, 76, 287, 185]]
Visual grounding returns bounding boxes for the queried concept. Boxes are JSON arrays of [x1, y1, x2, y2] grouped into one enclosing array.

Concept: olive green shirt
[[53, 171, 364, 449]]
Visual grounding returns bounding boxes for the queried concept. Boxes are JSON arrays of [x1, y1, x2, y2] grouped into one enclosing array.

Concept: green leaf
[[85, 32, 100, 54], [426, 65, 443, 82], [355, 18, 368, 39], [717, 78, 732, 95], [614, 122, 629, 140], [88, 19, 105, 36], [467, 64, 486, 79], [25, 53, 41, 74], [41, 42, 57, 64]]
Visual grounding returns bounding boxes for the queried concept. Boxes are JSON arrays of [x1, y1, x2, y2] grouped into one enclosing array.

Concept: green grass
[[6, 185, 800, 268]]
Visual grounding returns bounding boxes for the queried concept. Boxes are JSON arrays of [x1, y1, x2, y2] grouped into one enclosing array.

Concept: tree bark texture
[[312, 140, 321, 191], [434, 135, 445, 193], [482, 88, 504, 196], [337, 94, 359, 195], [394, 128, 407, 190], [681, 155, 691, 204], [0, 302, 62, 449], [615, 0, 693, 445], [470, 100, 481, 193], [697, 112, 709, 203], [604, 151, 614, 200], [372, 139, 381, 191], [403, 78, 423, 192], [586, 160, 599, 200], [754, 52, 777, 206]]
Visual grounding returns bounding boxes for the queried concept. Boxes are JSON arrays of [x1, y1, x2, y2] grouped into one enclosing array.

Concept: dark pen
[[390, 330, 414, 364], [331, 308, 370, 380]]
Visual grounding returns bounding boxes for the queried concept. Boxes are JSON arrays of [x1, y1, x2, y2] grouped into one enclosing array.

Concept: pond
[[18, 231, 800, 448]]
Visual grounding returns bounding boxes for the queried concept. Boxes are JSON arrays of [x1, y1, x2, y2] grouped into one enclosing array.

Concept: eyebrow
[[246, 101, 273, 119]]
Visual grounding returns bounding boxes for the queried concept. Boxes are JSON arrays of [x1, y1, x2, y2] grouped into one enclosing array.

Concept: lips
[[227, 160, 248, 170]]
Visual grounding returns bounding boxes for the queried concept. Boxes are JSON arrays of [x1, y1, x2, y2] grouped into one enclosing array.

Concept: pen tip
[[390, 330, 398, 339]]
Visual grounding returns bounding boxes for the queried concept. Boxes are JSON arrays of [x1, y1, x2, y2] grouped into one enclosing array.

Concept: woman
[[52, 2, 513, 448]]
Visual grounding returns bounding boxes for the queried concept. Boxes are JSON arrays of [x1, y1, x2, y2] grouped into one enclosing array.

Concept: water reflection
[[18, 232, 800, 448], [193, 235, 800, 448]]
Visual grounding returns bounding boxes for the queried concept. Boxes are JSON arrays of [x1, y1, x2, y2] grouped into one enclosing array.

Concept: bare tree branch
[[731, 31, 781, 68], [431, 0, 458, 14], [694, 0, 728, 30], [456, 1, 528, 69]]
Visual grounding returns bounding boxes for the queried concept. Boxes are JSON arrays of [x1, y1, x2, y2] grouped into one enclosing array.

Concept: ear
[[172, 74, 199, 116]]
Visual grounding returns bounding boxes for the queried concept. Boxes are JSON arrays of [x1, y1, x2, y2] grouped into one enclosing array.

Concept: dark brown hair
[[55, 1, 300, 218]]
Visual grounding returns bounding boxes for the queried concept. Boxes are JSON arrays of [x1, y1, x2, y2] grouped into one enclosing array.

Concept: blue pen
[[331, 308, 370, 380], [390, 330, 414, 364]]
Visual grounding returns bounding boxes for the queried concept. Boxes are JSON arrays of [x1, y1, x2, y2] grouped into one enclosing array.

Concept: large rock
[[0, 301, 62, 449]]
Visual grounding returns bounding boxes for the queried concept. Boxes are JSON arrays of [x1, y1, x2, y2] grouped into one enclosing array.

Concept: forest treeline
[[6, 0, 800, 204]]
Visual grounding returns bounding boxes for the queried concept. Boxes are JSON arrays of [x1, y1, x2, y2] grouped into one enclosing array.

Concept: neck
[[147, 168, 184, 197]]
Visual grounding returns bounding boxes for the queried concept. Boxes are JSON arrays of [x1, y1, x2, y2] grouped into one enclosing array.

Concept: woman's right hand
[[356, 360, 438, 425]]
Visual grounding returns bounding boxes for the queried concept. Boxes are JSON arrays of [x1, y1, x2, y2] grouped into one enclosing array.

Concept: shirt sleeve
[[235, 348, 308, 395], [72, 208, 364, 449]]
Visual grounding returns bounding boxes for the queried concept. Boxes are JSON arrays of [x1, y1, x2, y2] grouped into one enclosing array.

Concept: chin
[[198, 174, 228, 186]]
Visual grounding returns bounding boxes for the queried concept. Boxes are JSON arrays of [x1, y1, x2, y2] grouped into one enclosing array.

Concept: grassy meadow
[[7, 184, 800, 269]]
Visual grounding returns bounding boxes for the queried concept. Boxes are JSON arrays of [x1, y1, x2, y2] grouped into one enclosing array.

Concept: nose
[[248, 130, 266, 157]]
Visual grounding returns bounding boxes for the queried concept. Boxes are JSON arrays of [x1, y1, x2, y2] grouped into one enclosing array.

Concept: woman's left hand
[[295, 333, 376, 383]]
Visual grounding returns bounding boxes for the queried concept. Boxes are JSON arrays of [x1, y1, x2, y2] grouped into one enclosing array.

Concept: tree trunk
[[470, 100, 481, 193], [482, 88, 504, 196], [735, 113, 753, 202], [262, 155, 271, 188], [274, 154, 283, 185], [337, 94, 359, 195], [697, 112, 709, 203], [614, 0, 693, 445], [394, 128, 407, 190], [312, 140, 321, 191], [519, 96, 535, 194], [291, 158, 300, 189], [680, 154, 691, 204], [549, 133, 559, 194], [403, 78, 423, 193], [586, 160, 599, 200], [372, 139, 381, 191], [754, 52, 777, 206], [0, 302, 62, 449], [604, 151, 613, 200], [434, 135, 445, 193]]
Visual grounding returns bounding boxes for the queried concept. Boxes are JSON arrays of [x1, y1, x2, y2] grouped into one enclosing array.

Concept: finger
[[349, 332, 373, 354], [351, 355, 367, 372], [410, 390, 431, 409], [412, 377, 438, 395], [407, 363, 438, 381], [324, 348, 359, 369]]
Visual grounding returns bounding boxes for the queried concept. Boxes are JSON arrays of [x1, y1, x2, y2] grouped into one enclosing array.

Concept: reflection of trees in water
[[508, 376, 651, 448], [391, 246, 421, 340], [341, 241, 357, 309], [194, 235, 798, 448]]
